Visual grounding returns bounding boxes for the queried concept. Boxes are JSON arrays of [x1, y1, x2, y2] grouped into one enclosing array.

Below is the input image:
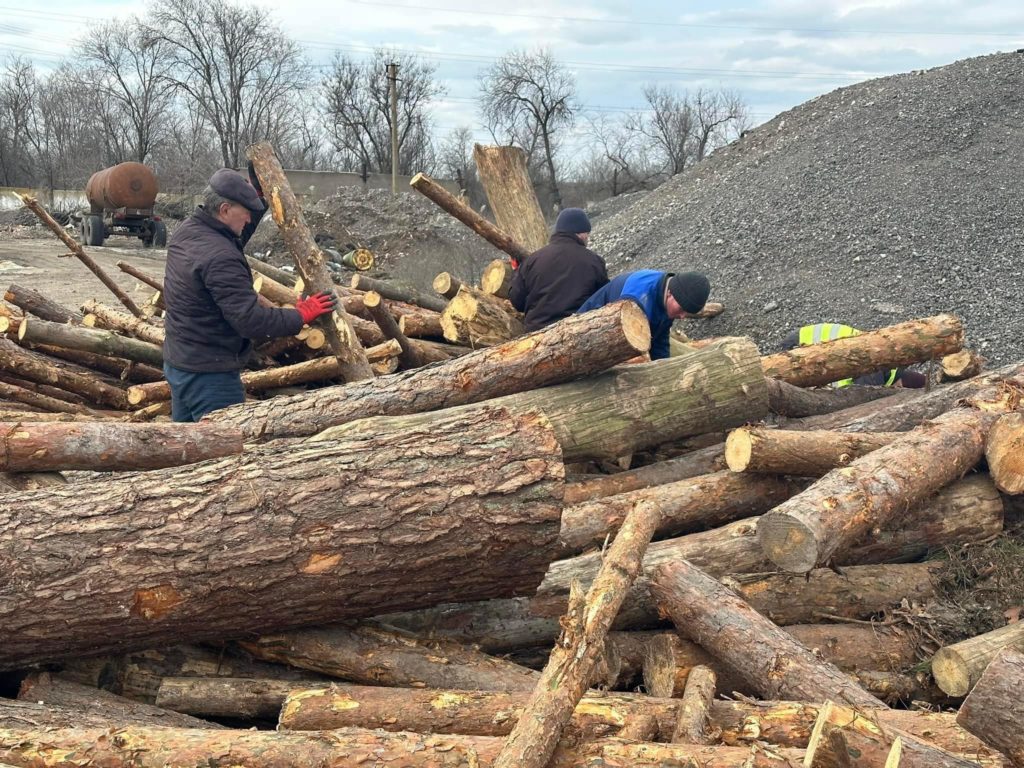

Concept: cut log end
[[756, 512, 820, 574], [16, 320, 27, 340], [724, 428, 753, 473], [986, 412, 1024, 495], [363, 291, 383, 310], [432, 273, 454, 297], [619, 301, 653, 355], [930, 648, 970, 697]]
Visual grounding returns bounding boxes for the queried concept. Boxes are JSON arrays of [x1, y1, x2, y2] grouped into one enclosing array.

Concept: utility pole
[[387, 62, 399, 195]]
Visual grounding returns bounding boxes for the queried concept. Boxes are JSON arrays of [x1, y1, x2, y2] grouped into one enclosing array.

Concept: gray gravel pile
[[246, 186, 505, 289], [591, 52, 1024, 363]]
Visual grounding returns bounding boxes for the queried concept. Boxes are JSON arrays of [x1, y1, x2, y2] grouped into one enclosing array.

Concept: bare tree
[[436, 126, 485, 207], [633, 84, 695, 176], [479, 48, 577, 210], [321, 49, 443, 175], [691, 88, 747, 161], [583, 113, 657, 197], [145, 0, 310, 168]]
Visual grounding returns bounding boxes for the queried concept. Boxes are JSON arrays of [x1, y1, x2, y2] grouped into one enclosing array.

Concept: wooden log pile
[[2, 152, 1022, 768]]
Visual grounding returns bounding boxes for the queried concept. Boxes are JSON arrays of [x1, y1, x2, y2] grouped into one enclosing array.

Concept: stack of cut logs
[[1, 144, 1023, 767]]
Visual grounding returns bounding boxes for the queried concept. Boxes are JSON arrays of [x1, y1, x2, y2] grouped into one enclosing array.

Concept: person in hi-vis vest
[[779, 323, 927, 388]]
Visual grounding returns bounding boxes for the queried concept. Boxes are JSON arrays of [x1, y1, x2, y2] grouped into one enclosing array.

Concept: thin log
[[247, 141, 373, 382], [433, 271, 465, 299], [491, 499, 662, 768], [411, 172, 532, 264], [351, 273, 447, 313], [473, 144, 549, 253], [760, 315, 964, 387], [0, 409, 105, 422], [725, 427, 901, 476], [0, 405, 564, 671], [956, 648, 1024, 767], [932, 622, 1024, 697], [766, 378, 897, 418], [0, 338, 128, 409], [20, 316, 163, 367], [0, 377, 96, 414], [18, 194, 144, 316], [441, 284, 524, 347], [81, 299, 164, 346], [986, 413, 1024, 494], [398, 310, 445, 338], [363, 291, 421, 368], [4, 283, 82, 324], [253, 273, 299, 306], [237, 624, 540, 692], [564, 445, 727, 504], [116, 260, 164, 292], [0, 370, 100, 407], [650, 559, 884, 709], [246, 254, 297, 287], [19, 339, 163, 383], [758, 383, 1021, 573], [671, 666, 717, 744], [481, 258, 515, 299]]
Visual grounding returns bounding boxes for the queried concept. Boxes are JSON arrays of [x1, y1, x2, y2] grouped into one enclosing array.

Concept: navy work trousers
[[164, 363, 245, 423]]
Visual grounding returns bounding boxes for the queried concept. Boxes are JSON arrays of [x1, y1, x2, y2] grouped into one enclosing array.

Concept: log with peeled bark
[[956, 648, 1024, 767], [491, 499, 661, 768], [0, 338, 128, 409], [558, 470, 795, 556], [318, 337, 768, 463], [19, 316, 163, 367], [941, 349, 985, 381], [804, 701, 987, 768], [4, 283, 82, 324], [766, 378, 898, 418], [208, 301, 652, 439], [351, 273, 448, 313], [671, 665, 717, 744], [81, 299, 164, 346], [725, 426, 902, 476], [481, 258, 515, 298], [0, 405, 563, 671], [116, 260, 164, 293], [986, 412, 1024, 494], [441, 284, 525, 347], [760, 314, 964, 387], [433, 271, 465, 300], [0, 421, 242, 471], [248, 142, 373, 382], [363, 291, 421, 368], [650, 559, 885, 709], [532, 475, 1001, 627], [18, 672, 222, 729], [237, 624, 540, 692], [474, 144, 550, 253], [758, 383, 1021, 573], [932, 622, 1024, 697], [411, 172, 532, 265]]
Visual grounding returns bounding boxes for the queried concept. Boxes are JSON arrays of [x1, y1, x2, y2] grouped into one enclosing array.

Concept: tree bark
[[398, 310, 444, 339], [558, 471, 795, 556], [0, 405, 564, 671], [363, 291, 421, 369], [208, 301, 652, 440], [19, 316, 163, 367], [481, 258, 515, 299], [766, 379, 897, 418], [941, 349, 985, 381], [491, 499, 661, 768], [18, 339, 163, 384], [650, 559, 885, 709], [237, 624, 540, 692], [156, 677, 312, 721], [956, 648, 1024, 767], [411, 172, 531, 264], [18, 672, 222, 730], [0, 377, 97, 414], [441, 284, 524, 347], [4, 283, 82, 324], [758, 385, 1019, 573], [116, 260, 164, 293], [932, 622, 1024, 697], [598, 743, 804, 767], [81, 299, 164, 346], [473, 145, 550, 253], [247, 142, 373, 382], [0, 338, 128, 409], [350, 274, 448, 313], [725, 427, 902, 476], [671, 666, 717, 744], [985, 413, 1024, 494]]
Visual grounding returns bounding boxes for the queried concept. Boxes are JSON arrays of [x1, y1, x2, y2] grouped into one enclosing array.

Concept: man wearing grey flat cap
[[162, 164, 337, 422]]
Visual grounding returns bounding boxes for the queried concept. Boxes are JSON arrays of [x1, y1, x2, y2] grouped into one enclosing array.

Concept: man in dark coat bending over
[[509, 207, 608, 332], [162, 166, 336, 422]]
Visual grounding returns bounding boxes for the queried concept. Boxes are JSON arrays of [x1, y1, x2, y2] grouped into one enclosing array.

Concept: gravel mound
[[591, 51, 1024, 363]]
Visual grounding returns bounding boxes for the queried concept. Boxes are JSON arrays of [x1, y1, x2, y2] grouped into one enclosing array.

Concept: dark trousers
[[164, 363, 245, 422]]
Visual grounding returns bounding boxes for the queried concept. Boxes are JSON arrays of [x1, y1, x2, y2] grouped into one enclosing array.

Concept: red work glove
[[295, 291, 337, 324]]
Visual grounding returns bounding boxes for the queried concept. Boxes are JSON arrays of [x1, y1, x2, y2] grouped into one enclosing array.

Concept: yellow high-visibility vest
[[796, 324, 899, 388]]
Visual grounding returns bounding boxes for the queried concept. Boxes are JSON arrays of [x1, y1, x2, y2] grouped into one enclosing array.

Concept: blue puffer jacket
[[577, 270, 672, 359]]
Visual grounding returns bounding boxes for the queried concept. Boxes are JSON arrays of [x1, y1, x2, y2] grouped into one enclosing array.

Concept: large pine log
[[247, 142, 373, 382], [351, 274, 448, 313], [986, 413, 1024, 494], [473, 144, 549, 253], [758, 384, 1019, 573], [956, 648, 1024, 767], [0, 405, 563, 670], [19, 316, 163, 366], [319, 337, 768, 463], [411, 172, 532, 264], [237, 624, 540, 692], [650, 559, 885, 709], [766, 378, 897, 418], [932, 622, 1024, 697], [4, 283, 82, 324], [491, 499, 661, 768], [558, 471, 794, 556], [208, 301, 651, 439], [81, 299, 164, 346], [0, 338, 128, 409], [725, 427, 901, 476], [760, 314, 963, 387], [441, 284, 525, 347], [0, 421, 242, 471]]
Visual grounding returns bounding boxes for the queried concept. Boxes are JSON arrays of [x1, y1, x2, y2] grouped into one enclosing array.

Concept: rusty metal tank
[[85, 162, 158, 213]]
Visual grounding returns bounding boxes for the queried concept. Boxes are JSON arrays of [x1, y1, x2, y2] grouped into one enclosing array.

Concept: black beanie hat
[[668, 272, 711, 314], [554, 207, 591, 234]]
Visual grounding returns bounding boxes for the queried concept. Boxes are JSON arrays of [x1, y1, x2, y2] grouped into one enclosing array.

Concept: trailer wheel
[[152, 220, 168, 248], [85, 214, 105, 246]]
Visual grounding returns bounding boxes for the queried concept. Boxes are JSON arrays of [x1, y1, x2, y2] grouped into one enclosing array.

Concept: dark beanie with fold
[[668, 272, 711, 314], [554, 207, 591, 235]]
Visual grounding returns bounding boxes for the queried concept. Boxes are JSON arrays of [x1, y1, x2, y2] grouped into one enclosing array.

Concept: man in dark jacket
[[162, 166, 336, 422], [577, 270, 710, 359], [509, 208, 608, 332]]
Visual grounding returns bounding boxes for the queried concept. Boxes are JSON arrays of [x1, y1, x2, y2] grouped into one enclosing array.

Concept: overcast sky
[[3, 0, 1023, 145]]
